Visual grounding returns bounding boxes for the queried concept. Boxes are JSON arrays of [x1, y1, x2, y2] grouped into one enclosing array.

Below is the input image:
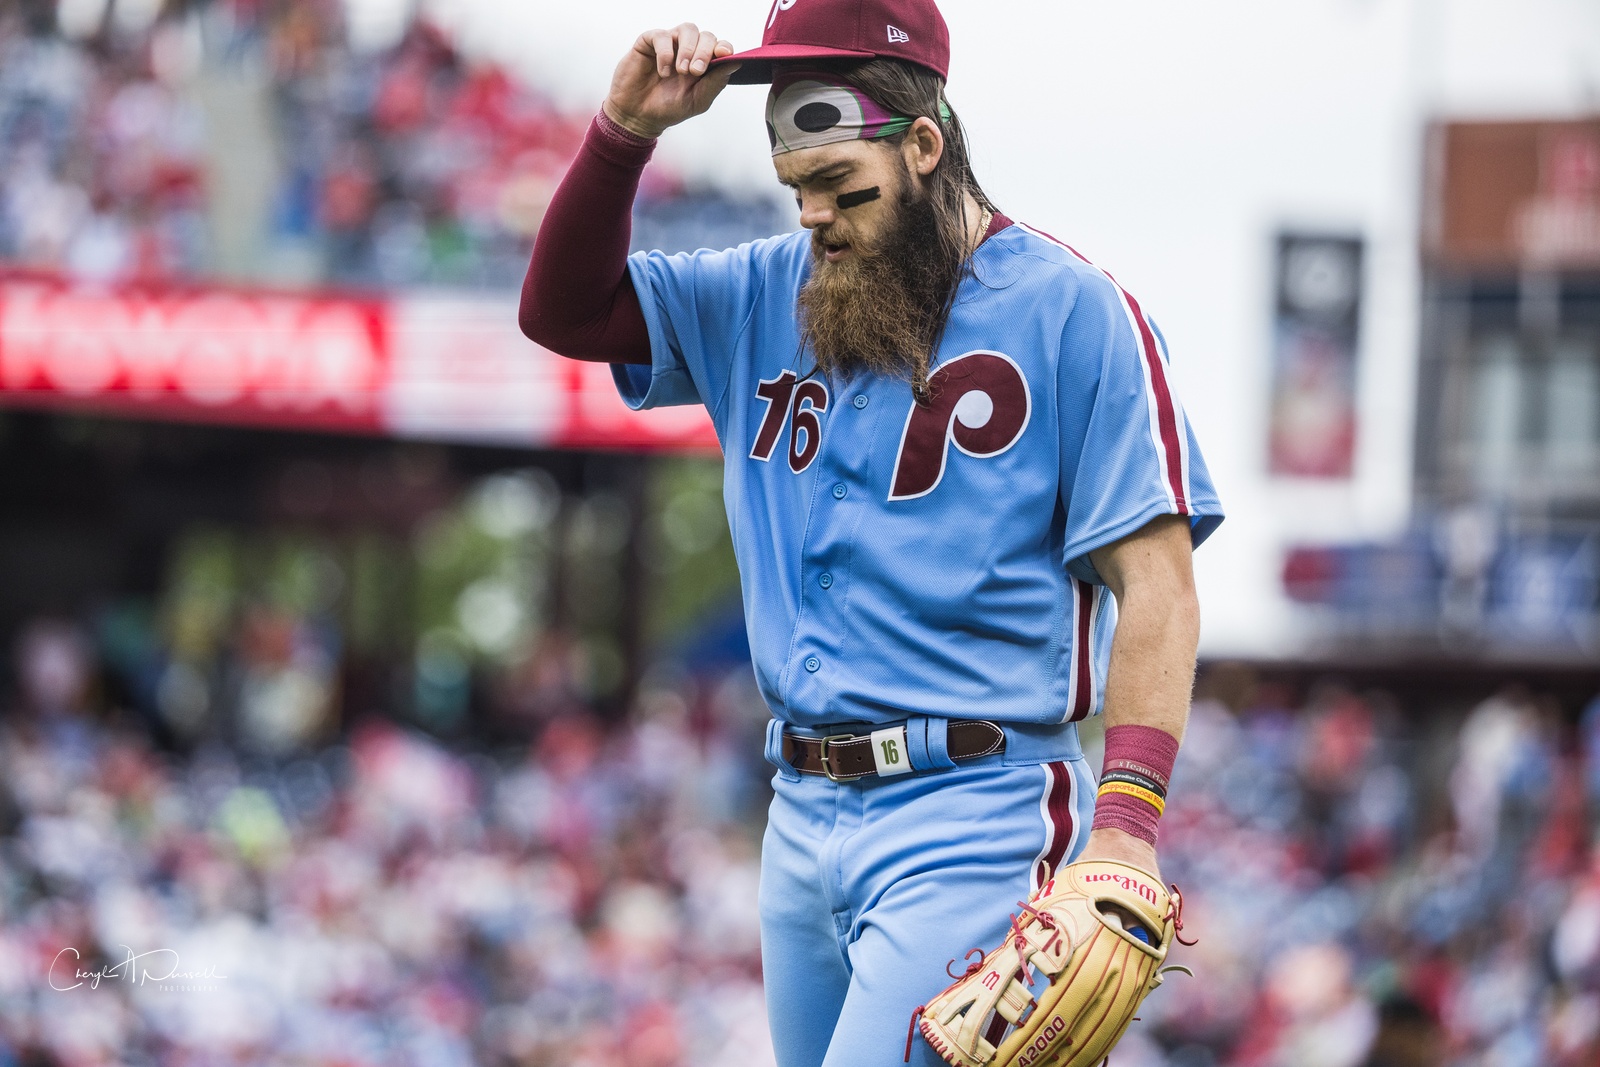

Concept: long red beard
[[796, 183, 961, 386]]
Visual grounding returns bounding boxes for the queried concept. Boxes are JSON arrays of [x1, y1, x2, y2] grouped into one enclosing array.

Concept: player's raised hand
[[603, 24, 737, 139]]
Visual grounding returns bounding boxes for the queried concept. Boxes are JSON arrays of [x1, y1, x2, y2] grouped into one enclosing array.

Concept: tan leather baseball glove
[[910, 860, 1192, 1067]]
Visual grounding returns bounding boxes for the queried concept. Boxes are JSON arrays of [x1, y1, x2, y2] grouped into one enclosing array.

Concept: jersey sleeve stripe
[[1148, 321, 1194, 510], [1014, 222, 1192, 514], [1118, 287, 1190, 513]]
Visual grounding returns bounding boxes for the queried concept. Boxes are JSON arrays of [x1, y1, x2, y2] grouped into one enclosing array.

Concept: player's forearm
[[517, 113, 654, 364], [1098, 571, 1198, 743], [1079, 515, 1200, 874], [1091, 514, 1199, 740]]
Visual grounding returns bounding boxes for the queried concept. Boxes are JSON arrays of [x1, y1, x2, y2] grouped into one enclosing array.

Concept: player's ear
[[902, 116, 943, 177]]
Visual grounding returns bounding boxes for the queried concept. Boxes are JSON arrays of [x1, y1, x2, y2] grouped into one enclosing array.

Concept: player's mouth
[[822, 241, 851, 262]]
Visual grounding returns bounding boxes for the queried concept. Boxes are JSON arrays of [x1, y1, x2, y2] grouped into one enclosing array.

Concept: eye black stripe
[[836, 187, 881, 210]]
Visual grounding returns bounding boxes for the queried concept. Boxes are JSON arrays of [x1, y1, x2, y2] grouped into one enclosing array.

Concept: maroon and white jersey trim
[[1031, 761, 1080, 894], [1014, 222, 1193, 515], [1064, 578, 1106, 723]]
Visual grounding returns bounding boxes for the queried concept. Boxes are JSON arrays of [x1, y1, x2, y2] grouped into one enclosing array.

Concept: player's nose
[[797, 192, 835, 230]]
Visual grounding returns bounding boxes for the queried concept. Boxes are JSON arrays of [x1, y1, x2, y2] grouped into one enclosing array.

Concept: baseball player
[[520, 1, 1223, 1065]]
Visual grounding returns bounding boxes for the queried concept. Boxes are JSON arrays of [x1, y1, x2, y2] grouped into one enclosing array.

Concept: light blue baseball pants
[[759, 727, 1096, 1067]]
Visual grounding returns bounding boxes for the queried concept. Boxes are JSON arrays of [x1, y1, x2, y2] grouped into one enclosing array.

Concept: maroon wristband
[[1092, 725, 1180, 845], [1101, 725, 1178, 787], [1091, 792, 1163, 844]]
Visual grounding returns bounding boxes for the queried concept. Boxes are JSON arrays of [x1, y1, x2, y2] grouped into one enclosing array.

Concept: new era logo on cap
[[887, 25, 909, 43]]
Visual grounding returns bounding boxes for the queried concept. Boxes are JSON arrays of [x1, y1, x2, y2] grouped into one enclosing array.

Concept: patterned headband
[[766, 71, 932, 156]]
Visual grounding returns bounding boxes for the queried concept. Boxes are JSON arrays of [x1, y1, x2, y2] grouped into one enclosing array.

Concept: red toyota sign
[[0, 271, 718, 453]]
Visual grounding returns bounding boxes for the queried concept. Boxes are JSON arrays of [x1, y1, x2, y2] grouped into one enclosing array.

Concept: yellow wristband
[[1096, 780, 1166, 816]]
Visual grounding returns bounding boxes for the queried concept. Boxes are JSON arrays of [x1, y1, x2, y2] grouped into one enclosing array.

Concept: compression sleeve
[[518, 112, 654, 365]]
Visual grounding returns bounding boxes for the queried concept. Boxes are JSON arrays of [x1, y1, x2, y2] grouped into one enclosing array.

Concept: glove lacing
[[1166, 884, 1197, 947], [907, 899, 1064, 1062]]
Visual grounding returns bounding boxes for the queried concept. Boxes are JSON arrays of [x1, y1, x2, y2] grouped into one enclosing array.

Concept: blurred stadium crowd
[[2, 609, 1599, 1067], [1143, 681, 1600, 1067], [0, 7, 208, 280], [0, 0, 781, 288], [1, 614, 772, 1067]]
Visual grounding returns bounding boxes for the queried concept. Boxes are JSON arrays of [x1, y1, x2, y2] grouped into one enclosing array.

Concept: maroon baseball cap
[[710, 0, 950, 85]]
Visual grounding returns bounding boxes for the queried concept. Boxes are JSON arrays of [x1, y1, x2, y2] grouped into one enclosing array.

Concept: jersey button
[[853, 394, 869, 409], [819, 572, 834, 589], [804, 656, 821, 673], [832, 483, 847, 499]]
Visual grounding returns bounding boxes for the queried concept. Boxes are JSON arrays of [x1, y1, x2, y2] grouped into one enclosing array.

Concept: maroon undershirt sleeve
[[518, 112, 655, 365]]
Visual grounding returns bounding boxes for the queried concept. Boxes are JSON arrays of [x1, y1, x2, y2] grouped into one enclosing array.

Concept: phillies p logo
[[889, 351, 1031, 500], [767, 0, 799, 27]]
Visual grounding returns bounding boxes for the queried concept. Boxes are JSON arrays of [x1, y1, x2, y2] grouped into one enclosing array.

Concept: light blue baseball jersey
[[613, 220, 1223, 729]]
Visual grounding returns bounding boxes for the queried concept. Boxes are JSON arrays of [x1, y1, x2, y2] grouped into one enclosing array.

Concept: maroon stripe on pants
[[1036, 762, 1076, 886]]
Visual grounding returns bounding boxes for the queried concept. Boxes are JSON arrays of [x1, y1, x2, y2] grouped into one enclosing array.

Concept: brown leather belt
[[783, 720, 1006, 781]]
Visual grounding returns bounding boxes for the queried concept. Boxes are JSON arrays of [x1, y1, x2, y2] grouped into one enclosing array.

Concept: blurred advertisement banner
[[0, 272, 389, 432], [1268, 233, 1362, 478], [1427, 119, 1600, 267], [384, 296, 567, 443], [0, 271, 717, 453]]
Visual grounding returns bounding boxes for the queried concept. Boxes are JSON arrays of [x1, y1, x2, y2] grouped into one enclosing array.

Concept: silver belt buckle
[[817, 733, 855, 782]]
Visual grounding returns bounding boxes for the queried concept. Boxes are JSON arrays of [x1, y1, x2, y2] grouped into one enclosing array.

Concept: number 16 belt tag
[[870, 726, 913, 776]]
